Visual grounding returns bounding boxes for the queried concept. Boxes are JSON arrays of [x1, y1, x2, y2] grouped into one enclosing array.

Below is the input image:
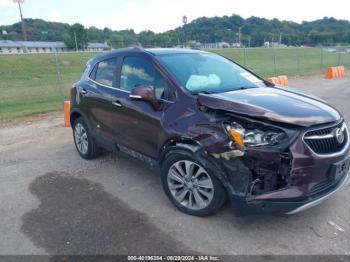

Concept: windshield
[[157, 52, 266, 94]]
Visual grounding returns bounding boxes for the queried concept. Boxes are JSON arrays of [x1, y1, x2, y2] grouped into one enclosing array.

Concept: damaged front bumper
[[286, 171, 348, 214], [230, 169, 348, 215], [217, 129, 350, 216]]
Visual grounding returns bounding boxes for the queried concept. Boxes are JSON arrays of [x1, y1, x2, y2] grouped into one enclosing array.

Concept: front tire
[[161, 152, 227, 217], [72, 117, 99, 159]]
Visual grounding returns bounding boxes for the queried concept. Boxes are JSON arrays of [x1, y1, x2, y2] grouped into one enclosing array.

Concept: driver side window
[[120, 56, 172, 101]]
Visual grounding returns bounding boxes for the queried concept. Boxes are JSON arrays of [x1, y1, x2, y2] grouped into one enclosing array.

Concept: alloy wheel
[[167, 160, 214, 210], [74, 123, 88, 154]]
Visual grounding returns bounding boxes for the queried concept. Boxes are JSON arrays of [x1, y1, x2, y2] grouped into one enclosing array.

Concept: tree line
[[1, 15, 350, 48]]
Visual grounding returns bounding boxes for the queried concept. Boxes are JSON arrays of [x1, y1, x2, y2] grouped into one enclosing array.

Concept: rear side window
[[91, 58, 117, 87]]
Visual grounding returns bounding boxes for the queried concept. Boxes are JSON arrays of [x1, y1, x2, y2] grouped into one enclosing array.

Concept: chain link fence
[[0, 51, 97, 121], [211, 46, 350, 77], [1, 47, 350, 121]]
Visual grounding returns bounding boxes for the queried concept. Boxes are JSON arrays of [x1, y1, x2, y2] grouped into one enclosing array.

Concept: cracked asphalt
[[0, 74, 350, 255]]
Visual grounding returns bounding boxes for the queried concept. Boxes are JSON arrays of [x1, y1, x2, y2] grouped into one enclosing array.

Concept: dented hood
[[197, 87, 341, 127]]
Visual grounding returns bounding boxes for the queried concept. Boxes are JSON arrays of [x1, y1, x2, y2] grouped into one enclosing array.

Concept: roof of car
[[88, 47, 208, 65], [146, 48, 208, 55]]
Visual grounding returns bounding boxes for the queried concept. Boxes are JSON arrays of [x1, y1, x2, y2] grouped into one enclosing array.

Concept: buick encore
[[70, 48, 349, 216]]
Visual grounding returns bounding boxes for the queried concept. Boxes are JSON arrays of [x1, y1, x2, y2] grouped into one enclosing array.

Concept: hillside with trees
[[1, 15, 350, 48]]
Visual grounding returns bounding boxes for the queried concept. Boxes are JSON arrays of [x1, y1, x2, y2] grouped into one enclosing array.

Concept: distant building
[[0, 40, 68, 54], [188, 40, 201, 49], [201, 42, 231, 49], [263, 41, 287, 48], [0, 40, 110, 54], [86, 42, 110, 52], [324, 47, 336, 53]]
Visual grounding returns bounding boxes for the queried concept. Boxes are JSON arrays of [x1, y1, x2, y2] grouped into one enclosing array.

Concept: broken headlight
[[224, 122, 286, 149]]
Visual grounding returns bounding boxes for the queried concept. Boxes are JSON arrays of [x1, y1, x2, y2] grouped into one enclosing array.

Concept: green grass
[[210, 47, 350, 77], [1, 48, 350, 121], [0, 52, 97, 121]]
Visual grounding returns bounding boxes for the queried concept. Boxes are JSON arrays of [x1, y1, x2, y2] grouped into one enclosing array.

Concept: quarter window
[[94, 58, 117, 87]]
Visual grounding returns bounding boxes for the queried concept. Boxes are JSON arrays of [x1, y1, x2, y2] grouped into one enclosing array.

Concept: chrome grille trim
[[302, 121, 350, 157], [305, 123, 346, 140]]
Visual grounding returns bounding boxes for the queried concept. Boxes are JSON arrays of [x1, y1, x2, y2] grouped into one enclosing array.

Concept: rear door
[[83, 57, 119, 147]]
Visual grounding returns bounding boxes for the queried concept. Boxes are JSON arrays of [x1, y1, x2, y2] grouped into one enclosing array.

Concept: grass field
[[211, 47, 350, 76], [0, 52, 97, 121], [1, 48, 350, 121]]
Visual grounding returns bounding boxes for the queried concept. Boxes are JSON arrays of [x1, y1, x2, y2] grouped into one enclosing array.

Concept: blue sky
[[1, 0, 350, 33]]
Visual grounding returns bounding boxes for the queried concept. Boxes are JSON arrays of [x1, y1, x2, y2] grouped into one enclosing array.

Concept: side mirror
[[129, 86, 160, 110]]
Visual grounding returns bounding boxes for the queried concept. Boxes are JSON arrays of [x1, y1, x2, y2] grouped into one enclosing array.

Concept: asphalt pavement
[[1, 74, 350, 256]]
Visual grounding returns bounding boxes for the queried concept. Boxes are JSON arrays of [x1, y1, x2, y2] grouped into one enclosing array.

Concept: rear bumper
[[230, 170, 348, 215]]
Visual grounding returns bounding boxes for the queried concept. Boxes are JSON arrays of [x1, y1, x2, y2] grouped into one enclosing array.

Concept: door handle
[[80, 89, 87, 95], [112, 100, 122, 107]]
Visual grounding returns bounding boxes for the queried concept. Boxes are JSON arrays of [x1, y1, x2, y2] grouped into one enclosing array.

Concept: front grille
[[304, 122, 348, 154]]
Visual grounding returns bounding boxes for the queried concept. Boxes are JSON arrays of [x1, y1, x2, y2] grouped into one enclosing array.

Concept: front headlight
[[224, 122, 286, 149], [244, 129, 285, 146]]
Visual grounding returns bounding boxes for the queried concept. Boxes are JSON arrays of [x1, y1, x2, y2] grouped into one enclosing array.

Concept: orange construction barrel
[[267, 77, 279, 85], [325, 67, 335, 79], [64, 101, 71, 127], [278, 75, 289, 86]]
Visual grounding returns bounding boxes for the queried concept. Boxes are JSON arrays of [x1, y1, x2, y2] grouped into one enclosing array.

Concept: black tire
[[72, 117, 99, 159], [161, 151, 227, 217]]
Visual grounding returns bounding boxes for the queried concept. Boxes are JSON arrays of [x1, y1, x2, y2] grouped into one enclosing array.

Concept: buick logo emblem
[[335, 128, 345, 144]]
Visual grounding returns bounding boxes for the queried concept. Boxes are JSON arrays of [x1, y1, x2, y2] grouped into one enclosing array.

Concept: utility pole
[[238, 27, 242, 47], [13, 0, 27, 41], [182, 16, 187, 48], [279, 32, 282, 45], [74, 31, 78, 52]]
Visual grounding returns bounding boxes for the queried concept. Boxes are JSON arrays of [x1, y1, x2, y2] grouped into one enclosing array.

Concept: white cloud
[[85, 0, 350, 33], [0, 0, 16, 7], [45, 10, 63, 22], [1, 0, 350, 33]]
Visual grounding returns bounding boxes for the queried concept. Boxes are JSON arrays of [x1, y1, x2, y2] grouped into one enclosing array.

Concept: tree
[[110, 34, 124, 48], [87, 26, 105, 42], [138, 30, 155, 47], [2, 16, 350, 47], [64, 23, 88, 50]]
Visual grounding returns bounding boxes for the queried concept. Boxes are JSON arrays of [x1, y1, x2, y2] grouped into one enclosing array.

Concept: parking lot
[[1, 74, 350, 255]]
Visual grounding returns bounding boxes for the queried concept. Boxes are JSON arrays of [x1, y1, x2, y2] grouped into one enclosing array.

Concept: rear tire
[[161, 151, 227, 217], [72, 117, 99, 159]]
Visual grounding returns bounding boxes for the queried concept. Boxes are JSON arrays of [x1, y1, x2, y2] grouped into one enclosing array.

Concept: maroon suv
[[70, 47, 349, 216]]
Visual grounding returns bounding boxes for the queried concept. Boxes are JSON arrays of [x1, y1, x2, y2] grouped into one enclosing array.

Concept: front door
[[109, 54, 174, 158]]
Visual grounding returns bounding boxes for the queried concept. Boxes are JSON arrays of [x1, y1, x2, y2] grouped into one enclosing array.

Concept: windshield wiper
[[199, 90, 216, 94], [194, 86, 257, 95], [193, 90, 216, 95], [233, 86, 257, 90]]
